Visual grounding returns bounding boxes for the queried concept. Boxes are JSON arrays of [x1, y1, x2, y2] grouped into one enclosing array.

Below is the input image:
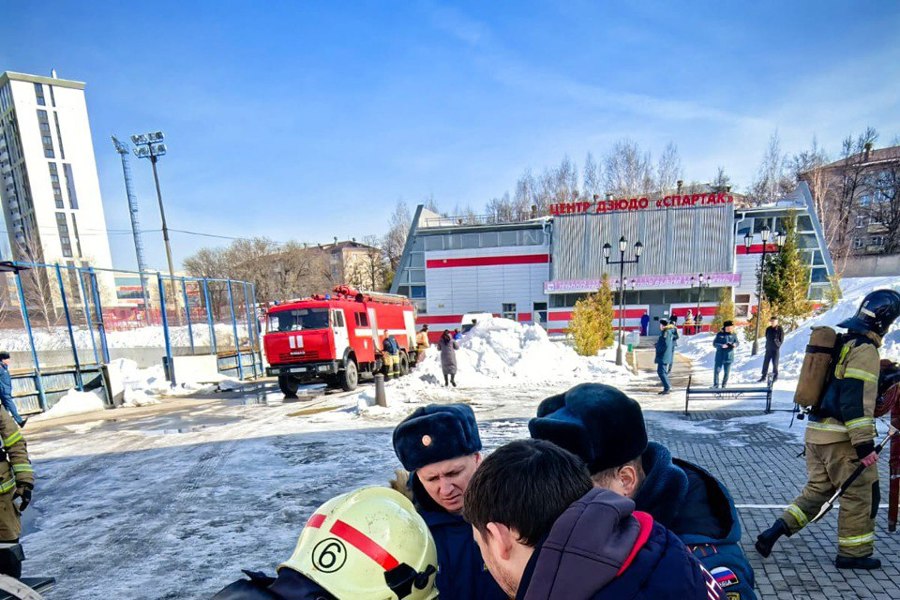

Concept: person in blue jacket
[[713, 321, 739, 389], [654, 320, 675, 395], [392, 404, 506, 600], [0, 352, 25, 427], [530, 383, 757, 600], [464, 439, 723, 600]]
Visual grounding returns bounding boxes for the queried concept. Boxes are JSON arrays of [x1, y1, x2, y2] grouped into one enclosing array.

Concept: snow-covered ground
[[18, 280, 900, 598]]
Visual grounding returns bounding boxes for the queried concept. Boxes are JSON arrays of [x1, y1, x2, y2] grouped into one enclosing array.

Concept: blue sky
[[2, 1, 899, 271]]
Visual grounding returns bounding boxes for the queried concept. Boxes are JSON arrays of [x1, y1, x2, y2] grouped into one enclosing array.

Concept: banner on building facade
[[544, 272, 742, 294], [548, 192, 734, 216]]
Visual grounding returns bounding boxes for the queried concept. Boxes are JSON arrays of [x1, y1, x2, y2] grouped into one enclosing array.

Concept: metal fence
[[0, 261, 263, 414]]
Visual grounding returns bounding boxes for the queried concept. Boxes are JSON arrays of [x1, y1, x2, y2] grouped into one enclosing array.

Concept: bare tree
[[656, 142, 682, 193], [860, 161, 900, 254], [582, 152, 602, 200], [383, 201, 411, 274], [712, 166, 732, 191], [603, 140, 654, 197], [346, 235, 388, 291], [748, 131, 794, 205]]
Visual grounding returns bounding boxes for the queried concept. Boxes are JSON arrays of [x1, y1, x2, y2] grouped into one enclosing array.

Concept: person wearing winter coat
[[758, 316, 784, 382], [654, 320, 675, 394], [463, 439, 724, 600], [640, 313, 650, 336], [436, 330, 459, 387], [667, 317, 680, 374], [0, 353, 25, 427], [382, 335, 400, 380], [0, 405, 34, 580], [530, 384, 756, 599], [415, 325, 430, 367], [392, 404, 506, 600], [713, 321, 739, 388]]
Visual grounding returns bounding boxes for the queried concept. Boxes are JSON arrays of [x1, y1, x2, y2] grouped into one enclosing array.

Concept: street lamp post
[[603, 236, 643, 366], [746, 226, 786, 355], [131, 132, 178, 305], [691, 273, 710, 334]]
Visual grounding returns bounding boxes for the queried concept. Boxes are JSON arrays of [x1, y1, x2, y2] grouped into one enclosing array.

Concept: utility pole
[[111, 135, 150, 319]]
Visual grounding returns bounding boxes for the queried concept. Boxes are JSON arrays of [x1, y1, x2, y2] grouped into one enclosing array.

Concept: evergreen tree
[[569, 294, 601, 356], [744, 298, 772, 343], [825, 275, 843, 309], [764, 212, 813, 329], [711, 287, 735, 332], [597, 273, 615, 349]]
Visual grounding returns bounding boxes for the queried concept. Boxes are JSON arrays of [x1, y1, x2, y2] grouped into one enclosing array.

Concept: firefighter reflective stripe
[[11, 463, 32, 474], [786, 504, 809, 528], [0, 479, 14, 494], [807, 422, 848, 433], [838, 532, 875, 547], [1, 431, 21, 447], [846, 417, 875, 431], [843, 368, 878, 383]]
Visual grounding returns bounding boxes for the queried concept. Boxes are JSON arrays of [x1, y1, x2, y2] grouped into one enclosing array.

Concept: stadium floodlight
[[131, 130, 177, 310]]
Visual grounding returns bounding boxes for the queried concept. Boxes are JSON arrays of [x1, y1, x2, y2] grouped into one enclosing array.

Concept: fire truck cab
[[264, 286, 417, 395]]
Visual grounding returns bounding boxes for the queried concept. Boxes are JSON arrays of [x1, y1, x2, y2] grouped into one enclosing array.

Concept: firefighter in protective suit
[[0, 407, 34, 579], [212, 487, 439, 599], [756, 289, 900, 570]]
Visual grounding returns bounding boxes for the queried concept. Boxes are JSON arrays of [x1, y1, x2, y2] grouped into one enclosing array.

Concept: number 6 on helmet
[[282, 487, 439, 600]]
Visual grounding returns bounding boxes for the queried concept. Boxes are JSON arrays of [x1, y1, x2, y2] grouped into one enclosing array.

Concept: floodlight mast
[[131, 131, 178, 318], [111, 135, 151, 318]]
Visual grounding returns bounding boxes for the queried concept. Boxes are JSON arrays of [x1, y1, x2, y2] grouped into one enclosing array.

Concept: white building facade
[[0, 71, 113, 269], [392, 184, 833, 339]]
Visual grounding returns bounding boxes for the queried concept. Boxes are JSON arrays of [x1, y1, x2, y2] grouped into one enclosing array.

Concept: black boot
[[835, 555, 881, 570], [755, 519, 789, 558]]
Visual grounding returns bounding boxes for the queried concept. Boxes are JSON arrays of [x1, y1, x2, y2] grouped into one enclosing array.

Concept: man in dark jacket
[[530, 383, 756, 599], [654, 320, 675, 395], [667, 316, 680, 374], [392, 404, 505, 600], [464, 439, 723, 600], [758, 316, 784, 382], [713, 321, 739, 388]]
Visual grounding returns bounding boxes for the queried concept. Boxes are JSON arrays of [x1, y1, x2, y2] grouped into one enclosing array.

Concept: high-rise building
[[0, 70, 114, 269]]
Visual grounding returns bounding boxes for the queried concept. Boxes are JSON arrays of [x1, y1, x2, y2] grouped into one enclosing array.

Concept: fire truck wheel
[[278, 374, 300, 398], [341, 360, 359, 392], [399, 352, 410, 377]]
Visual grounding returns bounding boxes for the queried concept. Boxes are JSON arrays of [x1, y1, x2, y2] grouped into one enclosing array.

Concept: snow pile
[[358, 317, 628, 417], [678, 276, 900, 384], [37, 389, 106, 420]]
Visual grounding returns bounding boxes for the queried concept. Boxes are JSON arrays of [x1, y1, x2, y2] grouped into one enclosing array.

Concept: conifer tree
[[764, 212, 813, 329], [569, 294, 601, 356], [711, 287, 735, 332], [744, 298, 772, 343]]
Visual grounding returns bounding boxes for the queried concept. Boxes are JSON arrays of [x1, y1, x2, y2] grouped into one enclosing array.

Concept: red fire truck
[[264, 285, 418, 395]]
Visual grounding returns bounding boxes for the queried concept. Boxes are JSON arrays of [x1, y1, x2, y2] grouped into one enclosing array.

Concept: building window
[[71, 213, 83, 256], [855, 214, 867, 228], [410, 286, 426, 299], [37, 110, 54, 158], [502, 303, 517, 320], [48, 163, 64, 208], [33, 83, 45, 106], [63, 163, 78, 208], [48, 85, 56, 107], [53, 113, 65, 159], [56, 212, 72, 257], [853, 237, 864, 250], [870, 236, 885, 247]]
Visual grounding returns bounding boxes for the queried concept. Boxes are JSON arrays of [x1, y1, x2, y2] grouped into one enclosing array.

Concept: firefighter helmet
[[281, 487, 438, 600], [838, 289, 900, 337]]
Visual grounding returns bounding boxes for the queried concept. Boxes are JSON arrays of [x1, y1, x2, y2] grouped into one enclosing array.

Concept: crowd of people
[[653, 315, 785, 393], [211, 290, 899, 598]]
